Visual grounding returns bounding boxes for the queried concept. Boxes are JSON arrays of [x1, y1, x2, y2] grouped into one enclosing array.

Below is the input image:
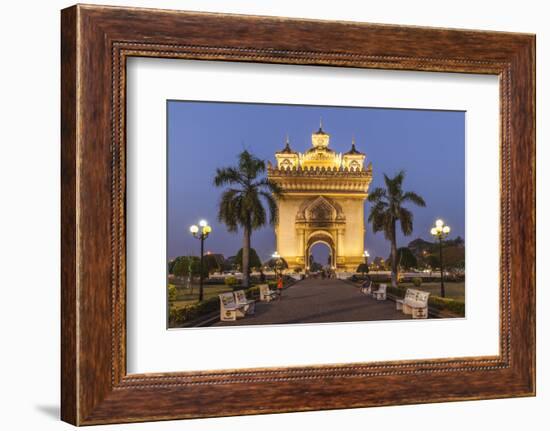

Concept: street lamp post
[[362, 250, 370, 276], [272, 251, 282, 277], [430, 219, 451, 298], [189, 220, 212, 302], [272, 251, 283, 298]]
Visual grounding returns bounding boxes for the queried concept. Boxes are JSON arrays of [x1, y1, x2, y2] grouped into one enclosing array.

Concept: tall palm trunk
[[390, 219, 398, 288], [368, 172, 426, 284], [242, 224, 251, 288]]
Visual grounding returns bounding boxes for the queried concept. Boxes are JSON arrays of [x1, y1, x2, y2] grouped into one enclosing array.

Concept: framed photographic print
[[61, 4, 535, 425]]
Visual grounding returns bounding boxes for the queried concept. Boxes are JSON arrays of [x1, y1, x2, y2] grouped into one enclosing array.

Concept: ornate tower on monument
[[268, 122, 372, 272]]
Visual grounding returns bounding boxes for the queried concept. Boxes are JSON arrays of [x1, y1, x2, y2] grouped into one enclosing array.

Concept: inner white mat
[[126, 58, 500, 373]]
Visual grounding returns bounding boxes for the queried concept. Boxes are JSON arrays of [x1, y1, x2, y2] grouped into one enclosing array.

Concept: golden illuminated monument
[[268, 122, 373, 272]]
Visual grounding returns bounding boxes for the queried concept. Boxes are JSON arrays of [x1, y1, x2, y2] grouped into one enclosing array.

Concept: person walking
[[277, 276, 284, 300]]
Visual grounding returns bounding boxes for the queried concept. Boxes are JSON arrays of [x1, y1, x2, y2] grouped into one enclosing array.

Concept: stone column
[[303, 229, 309, 270], [336, 229, 343, 266]]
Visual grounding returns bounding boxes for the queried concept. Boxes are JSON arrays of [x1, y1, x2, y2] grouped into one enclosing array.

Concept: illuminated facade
[[268, 123, 372, 272]]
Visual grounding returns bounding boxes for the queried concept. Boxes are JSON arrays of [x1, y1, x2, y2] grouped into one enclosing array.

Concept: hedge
[[386, 285, 464, 317], [386, 285, 405, 299], [428, 296, 465, 316], [169, 296, 219, 327], [169, 284, 264, 327]]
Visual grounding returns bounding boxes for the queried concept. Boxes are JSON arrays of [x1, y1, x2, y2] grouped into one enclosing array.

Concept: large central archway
[[308, 241, 333, 270], [306, 232, 335, 270]]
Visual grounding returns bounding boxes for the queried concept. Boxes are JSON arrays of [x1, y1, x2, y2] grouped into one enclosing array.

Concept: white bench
[[396, 288, 430, 319], [372, 284, 387, 300], [218, 292, 248, 321], [234, 290, 256, 315], [259, 284, 278, 302], [360, 280, 373, 295]]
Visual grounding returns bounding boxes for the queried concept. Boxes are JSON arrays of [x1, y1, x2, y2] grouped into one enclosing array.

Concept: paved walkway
[[212, 277, 410, 327]]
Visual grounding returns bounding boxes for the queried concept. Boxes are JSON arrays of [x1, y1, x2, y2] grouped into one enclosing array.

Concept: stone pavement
[[212, 277, 410, 327]]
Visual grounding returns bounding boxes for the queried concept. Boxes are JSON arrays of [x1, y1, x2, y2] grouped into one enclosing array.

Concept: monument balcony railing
[[267, 164, 372, 177]]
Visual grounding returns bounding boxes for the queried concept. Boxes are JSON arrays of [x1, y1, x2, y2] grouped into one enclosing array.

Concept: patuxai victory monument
[[267, 122, 373, 273]]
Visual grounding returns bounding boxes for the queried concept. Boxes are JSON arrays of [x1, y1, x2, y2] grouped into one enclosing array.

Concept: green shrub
[[169, 296, 220, 326], [412, 277, 422, 287], [387, 285, 406, 298], [368, 273, 392, 283], [245, 285, 261, 300], [356, 263, 369, 274], [167, 284, 177, 303], [224, 276, 238, 286], [428, 296, 465, 316]]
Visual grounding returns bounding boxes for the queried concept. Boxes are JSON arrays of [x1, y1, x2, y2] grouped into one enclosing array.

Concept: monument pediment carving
[[296, 196, 345, 223]]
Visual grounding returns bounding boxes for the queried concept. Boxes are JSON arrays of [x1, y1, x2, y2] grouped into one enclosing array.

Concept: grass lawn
[[398, 281, 465, 301], [170, 283, 233, 308]]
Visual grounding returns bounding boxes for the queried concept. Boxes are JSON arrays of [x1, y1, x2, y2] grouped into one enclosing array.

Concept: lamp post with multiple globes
[[272, 251, 283, 298], [189, 220, 212, 302], [363, 250, 370, 274], [430, 219, 451, 298], [272, 251, 283, 278]]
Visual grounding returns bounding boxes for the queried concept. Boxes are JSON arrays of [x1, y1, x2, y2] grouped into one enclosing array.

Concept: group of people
[[308, 269, 336, 279]]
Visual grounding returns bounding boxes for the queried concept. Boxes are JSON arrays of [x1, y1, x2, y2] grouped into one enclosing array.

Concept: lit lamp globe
[[430, 227, 437, 236], [199, 219, 208, 227], [443, 225, 451, 234], [203, 225, 212, 234], [189, 225, 199, 234], [435, 219, 444, 228]]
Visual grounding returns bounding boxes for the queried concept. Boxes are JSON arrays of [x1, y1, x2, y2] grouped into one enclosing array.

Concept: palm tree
[[214, 150, 282, 288], [368, 170, 426, 288]]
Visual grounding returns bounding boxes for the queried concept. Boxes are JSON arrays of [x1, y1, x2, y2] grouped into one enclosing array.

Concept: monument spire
[[317, 117, 326, 134], [344, 135, 364, 155], [282, 134, 292, 152]]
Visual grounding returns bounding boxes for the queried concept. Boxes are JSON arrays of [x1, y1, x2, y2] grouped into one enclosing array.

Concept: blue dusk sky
[[167, 101, 465, 264]]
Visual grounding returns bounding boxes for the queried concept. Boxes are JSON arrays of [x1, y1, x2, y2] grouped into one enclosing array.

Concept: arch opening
[[307, 240, 334, 272]]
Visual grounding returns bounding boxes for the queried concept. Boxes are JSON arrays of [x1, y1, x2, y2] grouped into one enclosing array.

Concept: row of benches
[[359, 281, 430, 319], [360, 281, 387, 300], [218, 284, 278, 322]]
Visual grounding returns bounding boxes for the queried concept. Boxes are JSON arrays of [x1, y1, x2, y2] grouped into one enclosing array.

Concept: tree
[[265, 257, 289, 270], [368, 170, 426, 287], [171, 256, 206, 278], [372, 256, 386, 270], [214, 150, 282, 288], [425, 254, 440, 270], [396, 247, 418, 270], [356, 263, 369, 275], [171, 256, 188, 278], [235, 247, 262, 271], [168, 257, 181, 275], [223, 256, 238, 271], [203, 254, 223, 274], [441, 245, 465, 270]]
